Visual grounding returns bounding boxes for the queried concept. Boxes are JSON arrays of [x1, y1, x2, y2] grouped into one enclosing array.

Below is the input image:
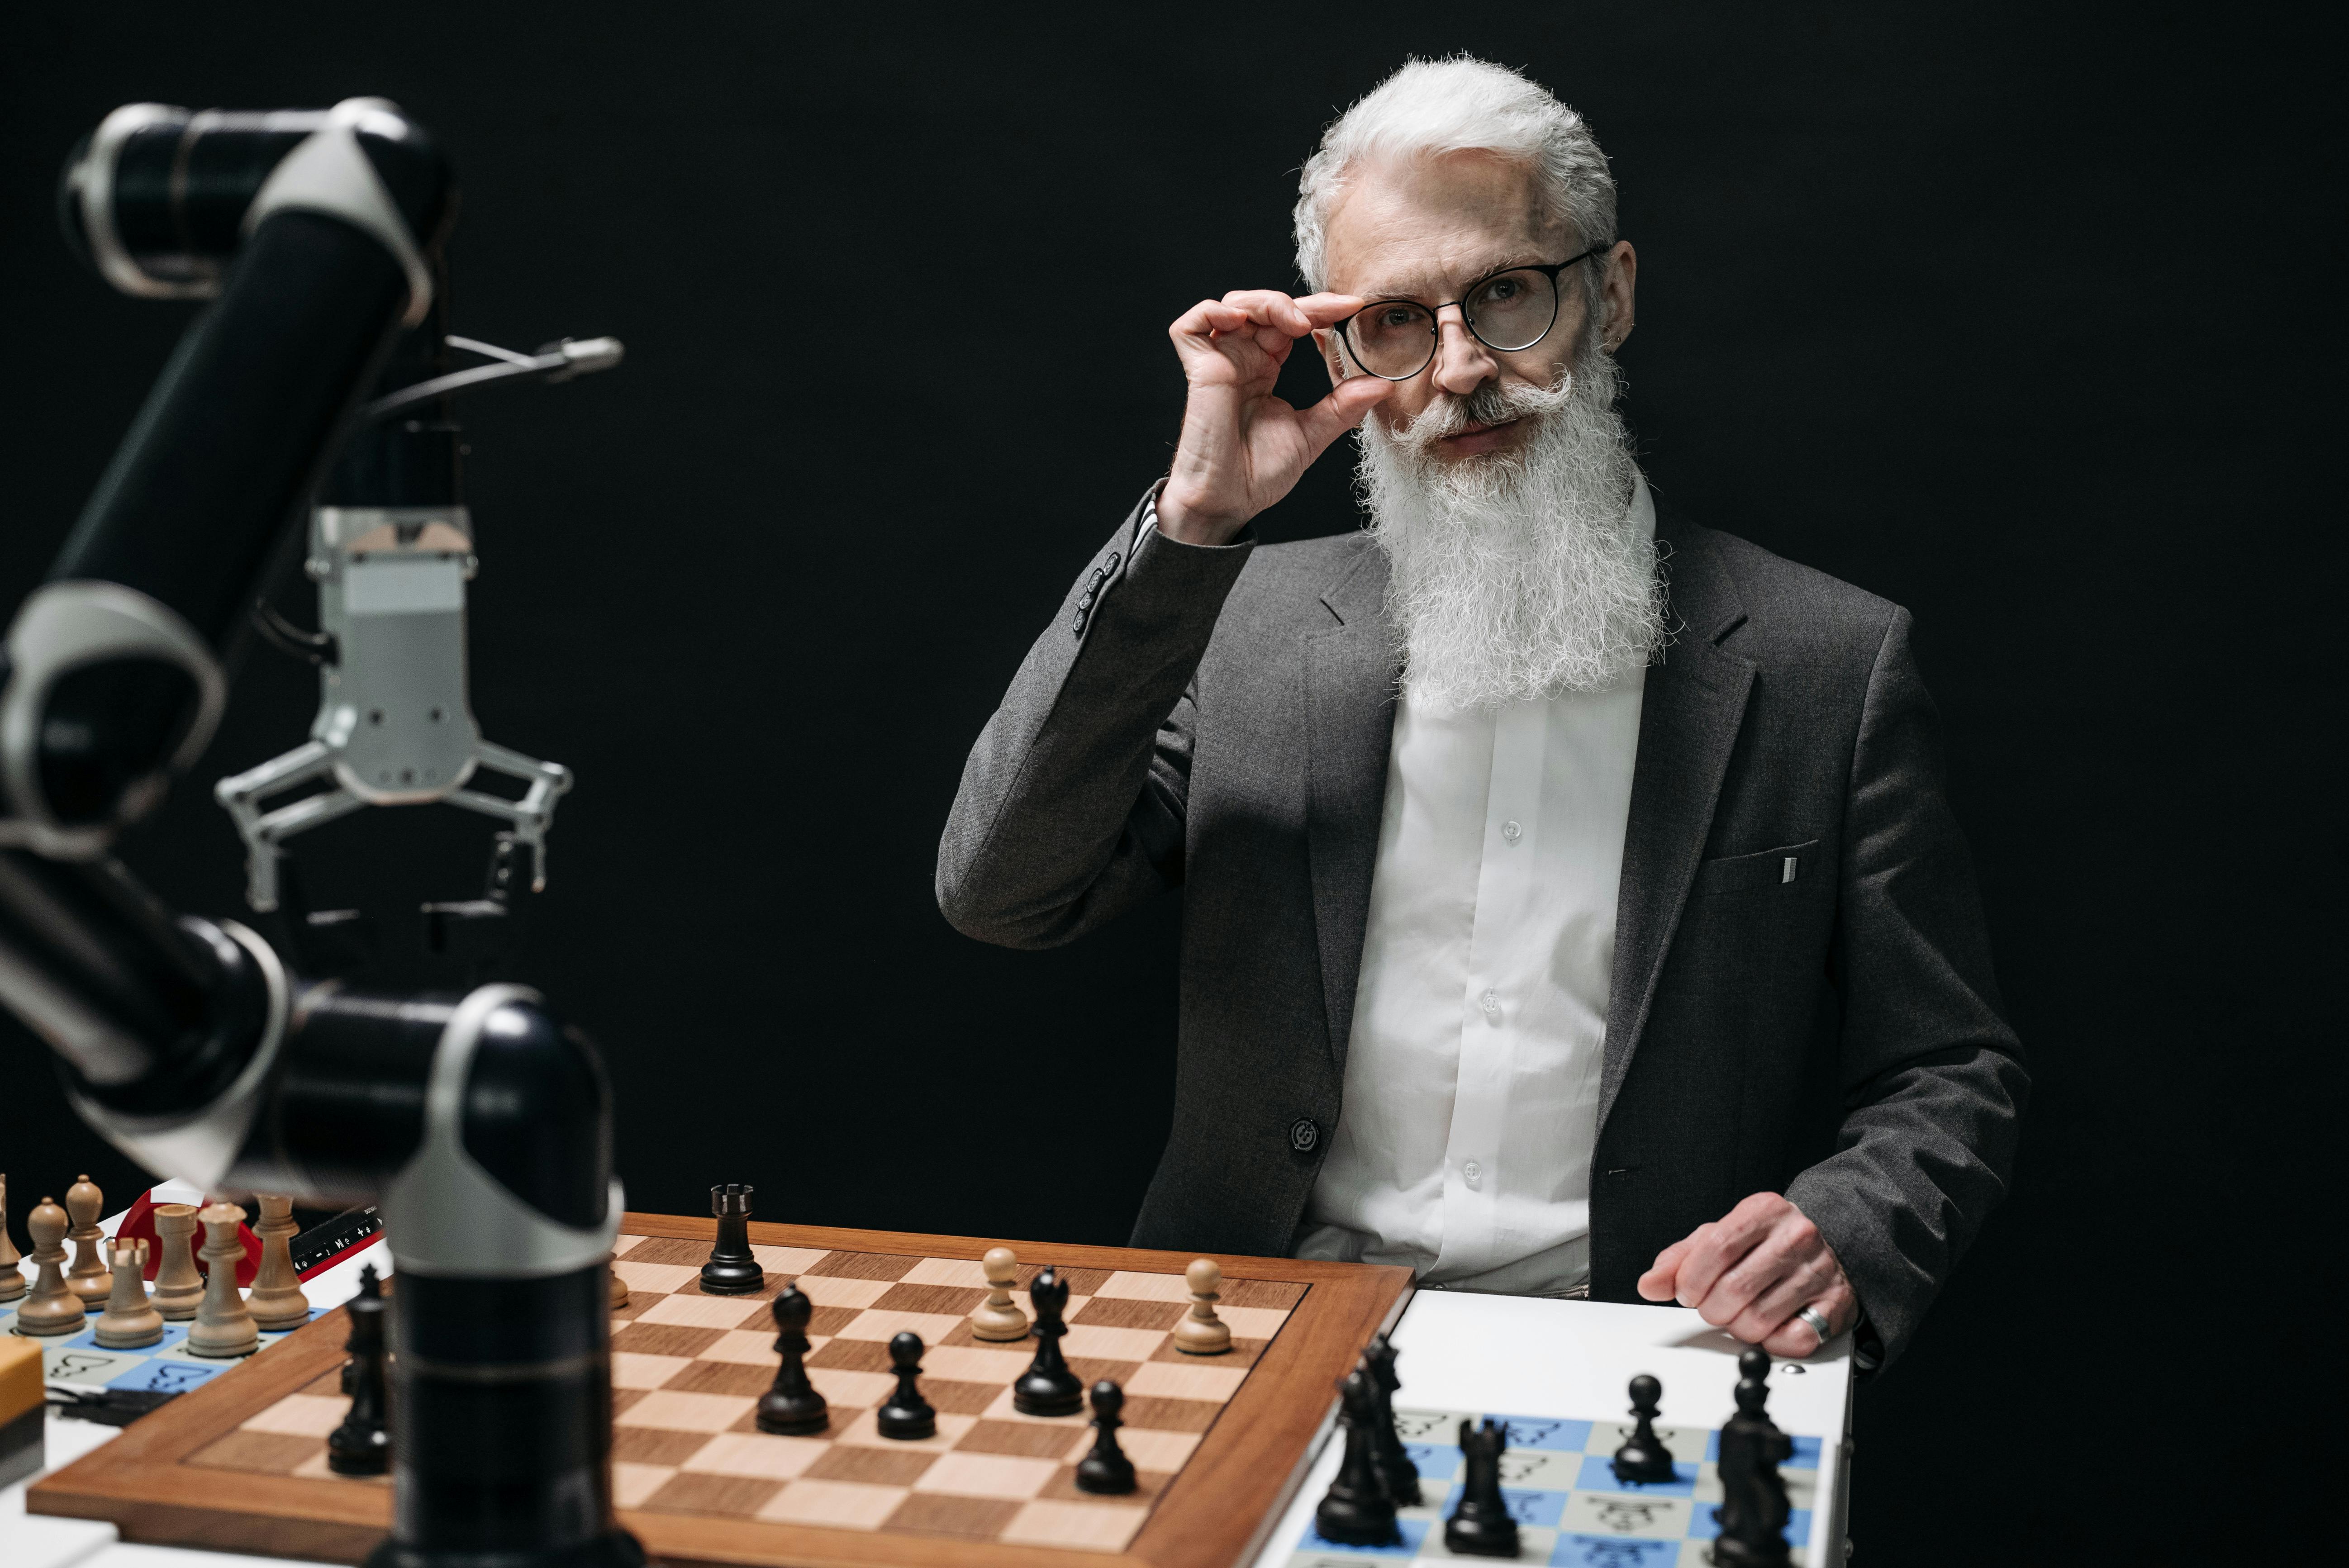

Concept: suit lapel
[[1303, 536, 1397, 1075], [1598, 523, 1755, 1133]]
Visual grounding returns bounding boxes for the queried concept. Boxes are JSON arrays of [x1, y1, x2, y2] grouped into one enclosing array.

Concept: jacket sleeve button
[[1288, 1117, 1320, 1153]]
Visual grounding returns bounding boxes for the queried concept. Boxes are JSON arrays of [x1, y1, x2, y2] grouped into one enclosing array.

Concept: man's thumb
[[1298, 376, 1393, 456]]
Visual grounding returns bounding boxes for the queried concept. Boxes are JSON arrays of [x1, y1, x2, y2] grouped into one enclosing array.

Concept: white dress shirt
[[1295, 476, 1654, 1296]]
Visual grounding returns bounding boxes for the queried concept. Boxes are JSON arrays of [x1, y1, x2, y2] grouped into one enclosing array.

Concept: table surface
[[4, 1196, 1851, 1568]]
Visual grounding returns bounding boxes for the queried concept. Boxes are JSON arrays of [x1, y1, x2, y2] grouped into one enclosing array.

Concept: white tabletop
[[4, 1228, 1849, 1568], [1245, 1288, 1852, 1566]]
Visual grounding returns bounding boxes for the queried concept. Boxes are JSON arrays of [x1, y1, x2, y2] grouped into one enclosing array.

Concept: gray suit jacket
[[938, 490, 2026, 1367]]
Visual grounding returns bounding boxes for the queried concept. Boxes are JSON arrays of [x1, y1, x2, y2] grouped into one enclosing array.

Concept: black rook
[[699, 1183, 764, 1295]]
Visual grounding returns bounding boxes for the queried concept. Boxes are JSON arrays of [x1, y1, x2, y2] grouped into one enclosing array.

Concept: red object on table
[[113, 1189, 263, 1287]]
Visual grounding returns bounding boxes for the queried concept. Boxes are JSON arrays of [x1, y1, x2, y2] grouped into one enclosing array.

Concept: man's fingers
[[1292, 292, 1367, 327], [1170, 299, 1274, 352], [1293, 376, 1391, 455], [1755, 1279, 1857, 1359], [1669, 1221, 1756, 1311], [1723, 1254, 1835, 1343], [1677, 1195, 1797, 1311], [1217, 289, 1317, 336], [1638, 1233, 1698, 1302], [1213, 289, 1367, 338]]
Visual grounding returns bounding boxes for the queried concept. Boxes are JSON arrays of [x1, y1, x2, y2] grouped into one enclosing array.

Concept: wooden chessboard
[[29, 1212, 1411, 1568]]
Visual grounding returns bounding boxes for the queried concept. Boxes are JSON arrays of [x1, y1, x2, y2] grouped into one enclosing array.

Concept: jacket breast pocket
[[1691, 839, 1821, 897]]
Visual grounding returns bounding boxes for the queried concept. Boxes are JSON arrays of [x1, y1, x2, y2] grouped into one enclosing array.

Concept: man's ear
[[1600, 240, 1638, 352]]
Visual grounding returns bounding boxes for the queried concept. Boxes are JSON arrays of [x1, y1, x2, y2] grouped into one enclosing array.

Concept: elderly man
[[937, 57, 2024, 1369]]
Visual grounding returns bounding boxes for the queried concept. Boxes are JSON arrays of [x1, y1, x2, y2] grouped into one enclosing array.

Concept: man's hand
[[1637, 1192, 1859, 1358], [1156, 290, 1392, 546]]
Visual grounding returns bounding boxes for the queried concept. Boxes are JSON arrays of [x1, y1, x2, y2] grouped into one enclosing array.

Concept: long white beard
[[1357, 353, 1667, 710]]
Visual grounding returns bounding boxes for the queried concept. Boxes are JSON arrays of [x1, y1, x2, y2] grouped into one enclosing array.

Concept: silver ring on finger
[[1794, 1305, 1833, 1345]]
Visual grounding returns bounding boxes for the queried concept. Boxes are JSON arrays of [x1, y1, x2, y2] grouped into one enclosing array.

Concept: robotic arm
[[215, 328, 621, 917], [4, 100, 642, 1568]]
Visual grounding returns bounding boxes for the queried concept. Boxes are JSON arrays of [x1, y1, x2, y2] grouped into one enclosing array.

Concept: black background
[[2, 5, 2339, 1562]]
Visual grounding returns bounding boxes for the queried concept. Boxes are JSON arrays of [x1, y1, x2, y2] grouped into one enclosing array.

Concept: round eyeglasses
[[1334, 246, 1608, 381]]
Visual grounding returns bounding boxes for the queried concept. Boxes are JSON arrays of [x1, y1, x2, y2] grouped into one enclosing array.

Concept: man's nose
[[1429, 307, 1496, 397]]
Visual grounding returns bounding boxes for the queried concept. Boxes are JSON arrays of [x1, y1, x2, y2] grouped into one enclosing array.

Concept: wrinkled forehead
[[1322, 149, 1567, 302]]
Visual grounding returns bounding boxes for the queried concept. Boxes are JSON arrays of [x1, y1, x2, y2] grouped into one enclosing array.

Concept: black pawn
[[1711, 1349, 1794, 1568], [1314, 1369, 1399, 1546], [326, 1264, 391, 1476], [1611, 1373, 1677, 1484], [1011, 1266, 1084, 1416], [1361, 1334, 1421, 1505], [755, 1285, 828, 1435], [1074, 1380, 1137, 1494], [699, 1183, 765, 1295], [875, 1331, 936, 1440], [1444, 1416, 1519, 1557]]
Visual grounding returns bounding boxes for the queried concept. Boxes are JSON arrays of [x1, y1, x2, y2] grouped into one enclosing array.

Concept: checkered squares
[[1283, 1406, 1823, 1568], [188, 1235, 1305, 1555]]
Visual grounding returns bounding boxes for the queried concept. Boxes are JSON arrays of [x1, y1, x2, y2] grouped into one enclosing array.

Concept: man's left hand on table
[[1636, 1191, 1859, 1358]]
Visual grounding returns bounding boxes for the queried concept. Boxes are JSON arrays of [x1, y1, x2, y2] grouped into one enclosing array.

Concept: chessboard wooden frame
[[30, 1213, 1413, 1568]]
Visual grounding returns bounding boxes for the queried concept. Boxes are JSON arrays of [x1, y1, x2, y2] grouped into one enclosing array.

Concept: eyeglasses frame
[[1331, 243, 1612, 382]]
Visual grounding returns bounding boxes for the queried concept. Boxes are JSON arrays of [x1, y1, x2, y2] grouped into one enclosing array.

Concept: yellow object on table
[[0, 1335, 40, 1425], [0, 1333, 43, 1487]]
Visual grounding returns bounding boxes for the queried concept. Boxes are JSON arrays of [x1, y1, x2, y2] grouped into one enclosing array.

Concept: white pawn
[[64, 1174, 110, 1306], [150, 1203, 206, 1321], [187, 1202, 259, 1359], [15, 1196, 86, 1336], [1173, 1258, 1232, 1355], [0, 1174, 24, 1303], [95, 1237, 165, 1349], [969, 1246, 1030, 1341], [246, 1194, 310, 1332]]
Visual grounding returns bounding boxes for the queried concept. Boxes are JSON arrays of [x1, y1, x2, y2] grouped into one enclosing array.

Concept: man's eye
[[1485, 278, 1523, 302], [1378, 307, 1422, 329]]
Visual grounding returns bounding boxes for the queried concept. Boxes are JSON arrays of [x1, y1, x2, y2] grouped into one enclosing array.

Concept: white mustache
[[1393, 371, 1576, 455]]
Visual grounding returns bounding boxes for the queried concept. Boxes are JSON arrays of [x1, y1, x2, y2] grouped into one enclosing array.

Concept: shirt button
[[1463, 1160, 1482, 1186], [1480, 990, 1500, 1017], [1500, 820, 1522, 844]]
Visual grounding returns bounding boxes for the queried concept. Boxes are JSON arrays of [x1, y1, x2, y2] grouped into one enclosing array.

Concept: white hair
[[1294, 56, 1617, 298], [1357, 352, 1667, 707]]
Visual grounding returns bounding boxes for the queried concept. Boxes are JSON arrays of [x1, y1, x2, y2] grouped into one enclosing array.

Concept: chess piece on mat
[[64, 1174, 111, 1305], [1075, 1380, 1137, 1494], [756, 1286, 828, 1435], [1315, 1368, 1399, 1545], [328, 1265, 391, 1476], [968, 1246, 1030, 1340], [1612, 1373, 1678, 1484], [188, 1203, 259, 1358], [1711, 1349, 1795, 1568], [150, 1203, 205, 1321], [1446, 1416, 1519, 1557], [1362, 1335, 1421, 1504], [94, 1237, 164, 1349], [246, 1195, 310, 1331], [0, 1174, 24, 1303], [15, 1196, 86, 1336], [1173, 1257, 1232, 1354]]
